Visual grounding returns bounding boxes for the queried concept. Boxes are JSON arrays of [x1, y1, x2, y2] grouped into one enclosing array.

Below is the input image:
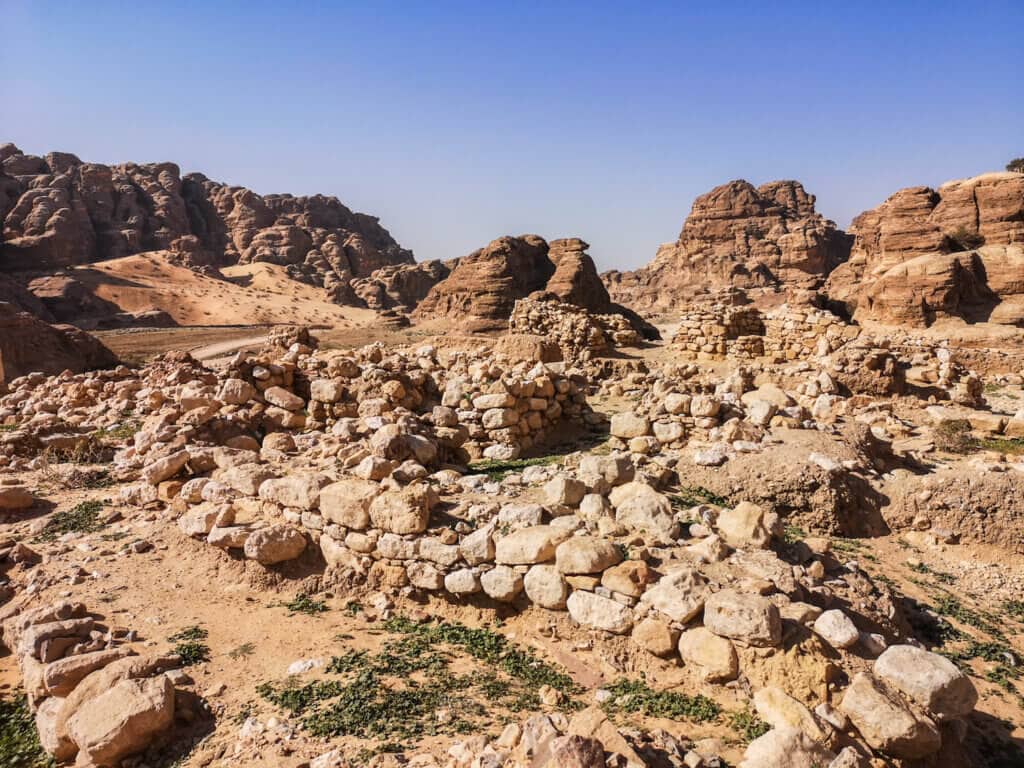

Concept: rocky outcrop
[[0, 143, 413, 284], [414, 235, 656, 338], [826, 172, 1024, 326], [412, 235, 556, 331], [604, 180, 851, 313], [351, 260, 451, 312], [0, 302, 118, 385]]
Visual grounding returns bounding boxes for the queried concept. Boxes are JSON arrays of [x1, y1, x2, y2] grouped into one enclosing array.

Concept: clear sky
[[4, 1, 1022, 271]]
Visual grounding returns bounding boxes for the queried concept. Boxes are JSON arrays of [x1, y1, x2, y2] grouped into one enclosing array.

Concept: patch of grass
[[382, 616, 580, 694], [258, 616, 581, 747], [782, 525, 806, 544], [978, 436, 1024, 456], [94, 421, 141, 443], [932, 595, 1004, 639], [0, 423, 19, 432], [169, 625, 210, 666], [730, 707, 771, 743], [602, 678, 721, 723], [229, 642, 256, 660], [669, 485, 728, 509], [909, 562, 956, 584], [282, 594, 329, 616], [36, 500, 106, 542], [0, 692, 55, 767], [1004, 600, 1024, 622], [466, 455, 561, 481]]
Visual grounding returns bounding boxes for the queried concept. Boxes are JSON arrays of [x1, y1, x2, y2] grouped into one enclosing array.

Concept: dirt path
[[190, 333, 269, 362]]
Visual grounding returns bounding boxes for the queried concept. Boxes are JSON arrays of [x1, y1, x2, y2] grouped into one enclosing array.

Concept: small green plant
[[730, 706, 771, 743], [96, 421, 141, 442], [909, 562, 955, 584], [466, 455, 562, 481], [0, 692, 55, 767], [283, 594, 329, 616], [0, 423, 19, 433], [670, 485, 728, 509], [36, 500, 106, 542], [783, 525, 806, 544], [602, 678, 721, 722], [169, 625, 210, 666]]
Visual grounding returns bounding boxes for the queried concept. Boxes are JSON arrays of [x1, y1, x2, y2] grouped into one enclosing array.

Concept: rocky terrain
[[604, 180, 852, 314], [1, 151, 1023, 768], [1, 300, 1023, 767]]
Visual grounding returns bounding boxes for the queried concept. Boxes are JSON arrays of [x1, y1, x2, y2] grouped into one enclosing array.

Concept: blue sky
[[4, 1, 1022, 270]]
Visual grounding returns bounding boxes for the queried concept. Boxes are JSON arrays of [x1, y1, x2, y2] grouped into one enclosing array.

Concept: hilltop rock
[[826, 172, 1024, 326], [604, 179, 851, 313], [413, 235, 554, 331]]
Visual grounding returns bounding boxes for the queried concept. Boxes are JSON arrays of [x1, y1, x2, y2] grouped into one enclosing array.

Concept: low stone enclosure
[[672, 299, 859, 362]]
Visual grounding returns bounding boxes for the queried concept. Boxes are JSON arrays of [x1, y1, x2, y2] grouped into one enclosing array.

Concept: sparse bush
[[945, 226, 985, 253], [730, 706, 771, 743], [933, 419, 976, 454]]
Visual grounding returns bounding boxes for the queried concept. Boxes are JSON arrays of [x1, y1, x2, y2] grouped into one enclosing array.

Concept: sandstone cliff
[[0, 143, 413, 282], [412, 235, 555, 331], [604, 180, 851, 313], [826, 172, 1024, 327], [413, 235, 657, 337]]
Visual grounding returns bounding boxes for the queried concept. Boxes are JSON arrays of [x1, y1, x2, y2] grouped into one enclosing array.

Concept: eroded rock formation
[[413, 235, 657, 339], [604, 180, 851, 313], [0, 143, 413, 281], [826, 172, 1024, 327]]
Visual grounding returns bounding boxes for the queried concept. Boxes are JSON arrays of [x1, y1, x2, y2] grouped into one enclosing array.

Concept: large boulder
[[66, 676, 175, 766], [368, 485, 434, 534], [566, 591, 634, 634], [825, 172, 1024, 326], [243, 525, 307, 564], [702, 589, 782, 647], [873, 645, 978, 719], [609, 482, 677, 538], [839, 672, 941, 759]]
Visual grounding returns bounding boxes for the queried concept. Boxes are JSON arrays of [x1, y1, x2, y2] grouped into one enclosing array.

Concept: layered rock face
[[0, 302, 117, 385], [0, 143, 412, 281], [413, 235, 657, 338], [826, 172, 1024, 327], [413, 235, 556, 331], [350, 260, 452, 312], [605, 180, 851, 313]]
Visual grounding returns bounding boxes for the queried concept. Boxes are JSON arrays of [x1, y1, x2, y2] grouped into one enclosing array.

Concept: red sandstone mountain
[[825, 172, 1024, 327], [603, 180, 851, 313]]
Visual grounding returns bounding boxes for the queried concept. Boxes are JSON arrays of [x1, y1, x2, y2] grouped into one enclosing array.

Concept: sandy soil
[[65, 254, 377, 328]]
